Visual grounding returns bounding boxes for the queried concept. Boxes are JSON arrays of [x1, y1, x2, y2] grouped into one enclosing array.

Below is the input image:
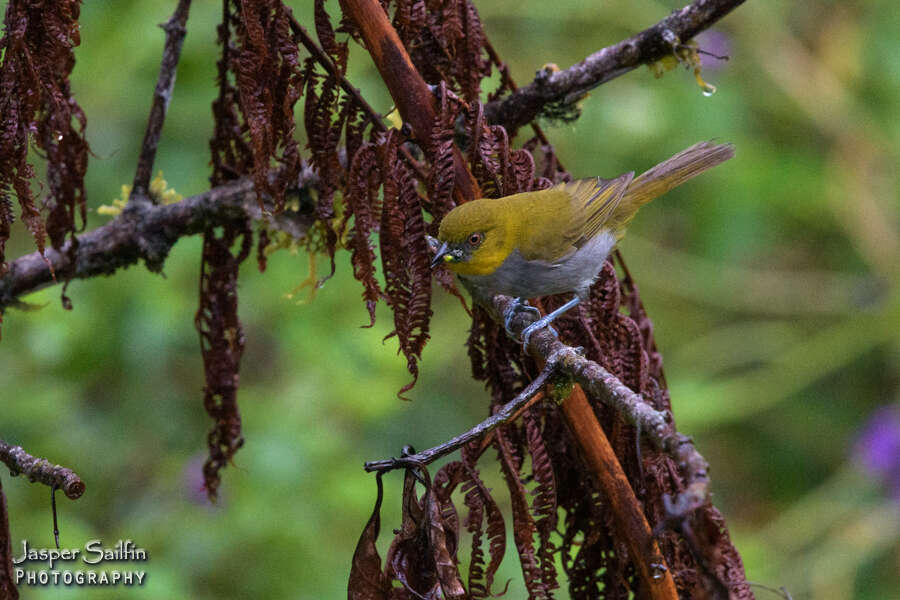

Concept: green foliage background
[[2, 1, 898, 598]]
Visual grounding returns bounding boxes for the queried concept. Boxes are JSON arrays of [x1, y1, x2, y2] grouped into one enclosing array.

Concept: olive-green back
[[508, 141, 735, 261], [508, 173, 633, 262]]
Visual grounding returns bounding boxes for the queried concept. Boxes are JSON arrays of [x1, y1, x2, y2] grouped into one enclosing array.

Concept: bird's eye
[[468, 233, 483, 246]]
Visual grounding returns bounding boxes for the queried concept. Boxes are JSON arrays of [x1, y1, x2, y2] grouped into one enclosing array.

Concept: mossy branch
[[0, 440, 85, 500], [484, 0, 746, 133], [0, 176, 316, 311]]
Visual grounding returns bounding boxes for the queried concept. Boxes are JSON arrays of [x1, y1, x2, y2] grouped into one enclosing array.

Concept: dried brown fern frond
[[0, 0, 89, 280], [378, 133, 433, 397], [195, 221, 252, 500]]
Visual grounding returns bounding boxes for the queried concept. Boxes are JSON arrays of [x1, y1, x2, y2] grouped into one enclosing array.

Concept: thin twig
[[51, 485, 60, 549], [0, 174, 317, 310], [364, 362, 557, 472], [483, 0, 746, 132], [130, 0, 193, 204], [474, 390, 545, 459], [0, 441, 85, 500]]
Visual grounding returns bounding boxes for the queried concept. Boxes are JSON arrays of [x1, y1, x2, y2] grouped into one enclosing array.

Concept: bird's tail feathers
[[615, 141, 734, 226]]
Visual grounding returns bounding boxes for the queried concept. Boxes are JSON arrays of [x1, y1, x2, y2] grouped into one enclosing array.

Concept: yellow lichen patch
[[284, 252, 320, 305], [648, 54, 681, 78], [648, 38, 717, 96], [539, 62, 560, 74], [98, 171, 183, 217], [149, 171, 183, 204], [97, 184, 131, 216], [261, 215, 339, 306], [263, 230, 303, 257]]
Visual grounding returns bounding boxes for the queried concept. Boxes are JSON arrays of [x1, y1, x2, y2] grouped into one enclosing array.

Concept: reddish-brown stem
[[562, 385, 678, 599], [337, 0, 481, 203], [0, 477, 17, 600]]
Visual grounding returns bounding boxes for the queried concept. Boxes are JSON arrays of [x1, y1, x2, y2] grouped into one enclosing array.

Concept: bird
[[430, 141, 735, 347]]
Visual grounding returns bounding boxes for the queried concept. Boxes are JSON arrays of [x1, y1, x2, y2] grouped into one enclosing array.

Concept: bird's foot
[[521, 316, 559, 350], [519, 296, 580, 350], [503, 298, 541, 335]]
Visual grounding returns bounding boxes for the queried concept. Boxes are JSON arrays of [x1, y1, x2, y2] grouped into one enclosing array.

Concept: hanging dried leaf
[[349, 473, 392, 600], [314, 0, 348, 71], [345, 143, 383, 326], [211, 0, 304, 210], [303, 0, 356, 274], [0, 477, 19, 599], [524, 411, 559, 592], [425, 82, 460, 222], [303, 61, 344, 271], [378, 133, 433, 397], [389, 0, 489, 102], [384, 468, 444, 598], [210, 1, 253, 185], [495, 429, 553, 599], [195, 221, 251, 500], [427, 467, 466, 599], [0, 0, 89, 278], [458, 446, 505, 598]]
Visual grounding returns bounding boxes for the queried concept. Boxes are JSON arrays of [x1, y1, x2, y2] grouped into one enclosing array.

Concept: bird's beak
[[430, 242, 451, 269]]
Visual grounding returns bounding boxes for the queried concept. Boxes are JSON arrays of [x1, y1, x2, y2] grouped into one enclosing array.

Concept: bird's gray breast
[[462, 231, 616, 299]]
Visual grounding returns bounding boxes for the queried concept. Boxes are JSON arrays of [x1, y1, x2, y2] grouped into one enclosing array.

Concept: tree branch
[[484, 0, 746, 132], [364, 362, 556, 473], [0, 441, 85, 500], [0, 174, 317, 310], [131, 0, 193, 204], [493, 293, 711, 521]]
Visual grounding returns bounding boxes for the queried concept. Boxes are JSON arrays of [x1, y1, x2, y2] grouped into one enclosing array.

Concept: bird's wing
[[554, 173, 635, 249], [511, 173, 633, 263]]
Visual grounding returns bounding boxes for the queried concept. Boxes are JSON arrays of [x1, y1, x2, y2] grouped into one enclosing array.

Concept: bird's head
[[432, 199, 514, 276]]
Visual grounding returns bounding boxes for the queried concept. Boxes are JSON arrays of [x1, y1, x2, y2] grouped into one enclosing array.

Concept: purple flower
[[854, 405, 900, 501]]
